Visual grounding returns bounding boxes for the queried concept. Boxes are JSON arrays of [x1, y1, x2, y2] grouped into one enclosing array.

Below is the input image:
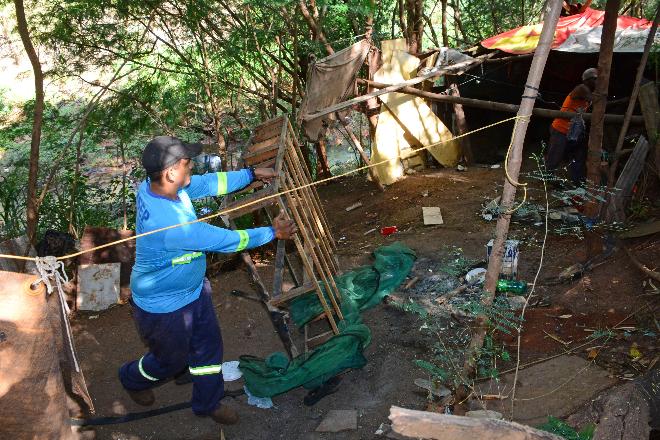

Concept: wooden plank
[[607, 136, 650, 222], [253, 119, 285, 144], [302, 55, 489, 122], [389, 406, 563, 440], [269, 283, 316, 306], [638, 79, 659, 142], [223, 186, 277, 219], [248, 135, 281, 153], [244, 147, 278, 166]]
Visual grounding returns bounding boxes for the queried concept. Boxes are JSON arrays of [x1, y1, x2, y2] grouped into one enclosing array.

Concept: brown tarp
[[300, 39, 371, 141], [0, 270, 92, 439]]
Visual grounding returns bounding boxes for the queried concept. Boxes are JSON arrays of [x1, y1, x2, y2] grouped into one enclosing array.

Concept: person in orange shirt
[[546, 67, 598, 185]]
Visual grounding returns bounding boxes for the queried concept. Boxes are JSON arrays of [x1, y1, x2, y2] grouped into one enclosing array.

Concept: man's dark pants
[[546, 127, 587, 185], [119, 278, 224, 415]]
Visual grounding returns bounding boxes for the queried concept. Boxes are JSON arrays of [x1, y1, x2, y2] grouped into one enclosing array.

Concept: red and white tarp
[[481, 8, 658, 54]]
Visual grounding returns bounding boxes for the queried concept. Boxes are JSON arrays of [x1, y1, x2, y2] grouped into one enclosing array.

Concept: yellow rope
[[0, 115, 528, 263]]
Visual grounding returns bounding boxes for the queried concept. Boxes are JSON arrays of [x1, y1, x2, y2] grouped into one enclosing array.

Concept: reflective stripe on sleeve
[[189, 364, 222, 376], [235, 230, 249, 252], [216, 172, 228, 195], [138, 356, 159, 381]]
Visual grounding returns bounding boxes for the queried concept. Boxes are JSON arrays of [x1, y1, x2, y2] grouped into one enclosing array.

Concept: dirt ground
[[73, 162, 659, 439]]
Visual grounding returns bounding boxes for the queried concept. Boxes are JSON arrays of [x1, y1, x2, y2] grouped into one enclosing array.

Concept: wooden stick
[[285, 150, 339, 274], [284, 127, 338, 253], [277, 196, 340, 333], [286, 119, 336, 248], [389, 406, 563, 440], [357, 78, 645, 125], [463, 0, 563, 379], [281, 174, 343, 313], [281, 180, 344, 322]]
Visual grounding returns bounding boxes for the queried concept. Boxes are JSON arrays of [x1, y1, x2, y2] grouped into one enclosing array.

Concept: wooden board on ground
[[422, 207, 444, 225]]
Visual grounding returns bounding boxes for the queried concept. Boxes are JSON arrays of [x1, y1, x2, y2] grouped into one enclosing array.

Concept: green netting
[[238, 242, 416, 398], [290, 242, 416, 326], [239, 323, 371, 397]]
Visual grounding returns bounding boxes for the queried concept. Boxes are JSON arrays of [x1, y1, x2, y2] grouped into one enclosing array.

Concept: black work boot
[[126, 388, 155, 406], [209, 404, 239, 425]]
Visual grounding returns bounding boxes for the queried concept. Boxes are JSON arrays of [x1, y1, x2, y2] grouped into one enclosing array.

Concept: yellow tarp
[[371, 39, 459, 185]]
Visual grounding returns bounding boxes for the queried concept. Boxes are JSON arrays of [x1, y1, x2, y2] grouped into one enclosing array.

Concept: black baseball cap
[[142, 136, 203, 174]]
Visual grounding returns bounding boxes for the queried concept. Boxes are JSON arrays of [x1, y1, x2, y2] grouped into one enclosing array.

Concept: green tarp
[[239, 243, 415, 398]]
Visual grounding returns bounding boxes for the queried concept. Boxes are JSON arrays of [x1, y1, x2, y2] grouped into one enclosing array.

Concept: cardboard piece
[[77, 262, 121, 311], [422, 207, 444, 225]]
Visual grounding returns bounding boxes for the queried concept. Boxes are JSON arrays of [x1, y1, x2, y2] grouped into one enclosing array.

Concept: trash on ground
[[486, 239, 520, 279], [380, 226, 398, 236], [413, 378, 451, 398], [345, 202, 363, 212], [222, 361, 242, 381], [422, 207, 444, 225], [243, 385, 274, 409]]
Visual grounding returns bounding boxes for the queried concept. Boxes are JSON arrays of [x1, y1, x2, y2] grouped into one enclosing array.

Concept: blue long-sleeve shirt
[[130, 170, 275, 312]]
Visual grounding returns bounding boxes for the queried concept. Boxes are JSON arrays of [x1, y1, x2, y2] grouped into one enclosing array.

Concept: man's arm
[[162, 212, 297, 254], [164, 222, 275, 253], [186, 169, 254, 200]]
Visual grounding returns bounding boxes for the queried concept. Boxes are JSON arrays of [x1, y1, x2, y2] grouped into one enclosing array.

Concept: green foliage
[[537, 416, 594, 440]]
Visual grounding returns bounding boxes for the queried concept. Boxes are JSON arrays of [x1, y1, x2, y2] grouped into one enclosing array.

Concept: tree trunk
[[448, 79, 472, 163], [315, 138, 331, 179], [298, 0, 334, 55], [462, 0, 563, 379], [583, 0, 620, 258], [14, 0, 44, 247], [441, 0, 449, 46]]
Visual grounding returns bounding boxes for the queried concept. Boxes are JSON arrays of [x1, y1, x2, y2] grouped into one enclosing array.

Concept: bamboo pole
[[357, 79, 645, 125], [277, 196, 340, 334], [286, 121, 337, 250], [463, 0, 564, 379], [284, 151, 339, 275], [282, 177, 344, 321], [284, 140, 338, 272], [607, 4, 660, 188]]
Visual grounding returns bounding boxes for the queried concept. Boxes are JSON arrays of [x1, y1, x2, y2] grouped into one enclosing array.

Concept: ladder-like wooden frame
[[221, 115, 343, 355]]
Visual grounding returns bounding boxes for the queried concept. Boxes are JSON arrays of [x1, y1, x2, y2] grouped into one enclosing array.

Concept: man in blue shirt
[[119, 136, 296, 425]]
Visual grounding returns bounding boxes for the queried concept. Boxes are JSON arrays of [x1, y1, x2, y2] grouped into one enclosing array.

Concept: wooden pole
[[282, 177, 343, 319], [607, 4, 660, 188], [357, 78, 645, 124], [285, 121, 337, 250], [448, 79, 473, 164], [583, 0, 621, 259], [463, 0, 564, 379], [280, 187, 344, 326], [284, 149, 338, 273], [284, 151, 338, 274]]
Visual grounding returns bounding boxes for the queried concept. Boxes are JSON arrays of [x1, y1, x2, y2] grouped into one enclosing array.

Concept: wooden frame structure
[[221, 115, 344, 355]]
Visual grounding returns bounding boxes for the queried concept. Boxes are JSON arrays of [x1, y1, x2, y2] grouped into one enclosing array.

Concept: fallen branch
[[624, 245, 660, 282], [389, 406, 563, 440]]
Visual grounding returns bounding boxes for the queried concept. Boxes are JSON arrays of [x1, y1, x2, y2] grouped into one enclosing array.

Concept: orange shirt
[[551, 92, 590, 134]]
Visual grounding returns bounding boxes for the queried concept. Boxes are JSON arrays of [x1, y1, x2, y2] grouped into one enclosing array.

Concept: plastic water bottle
[[496, 279, 527, 295]]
